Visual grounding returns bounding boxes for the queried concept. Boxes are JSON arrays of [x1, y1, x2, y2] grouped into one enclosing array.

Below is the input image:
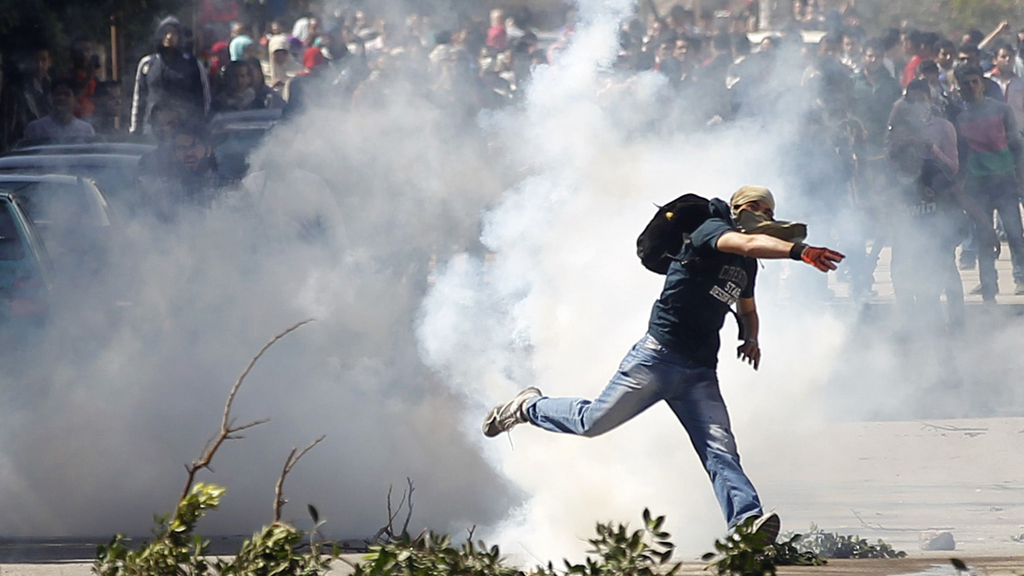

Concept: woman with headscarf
[[209, 40, 230, 80], [130, 16, 211, 134], [264, 34, 303, 93], [229, 35, 258, 61]]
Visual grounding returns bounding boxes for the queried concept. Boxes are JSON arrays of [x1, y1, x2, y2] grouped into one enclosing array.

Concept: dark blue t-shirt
[[647, 214, 757, 368]]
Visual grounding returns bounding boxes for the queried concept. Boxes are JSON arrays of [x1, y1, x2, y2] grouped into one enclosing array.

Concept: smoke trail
[[0, 85, 523, 538]]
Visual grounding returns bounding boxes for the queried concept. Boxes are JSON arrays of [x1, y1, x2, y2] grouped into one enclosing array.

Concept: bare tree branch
[[369, 478, 416, 543], [175, 319, 315, 517], [274, 435, 327, 523], [370, 485, 398, 543], [400, 477, 414, 535]]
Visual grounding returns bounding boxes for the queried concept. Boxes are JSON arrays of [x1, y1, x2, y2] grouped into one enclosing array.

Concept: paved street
[[2, 417, 1021, 575]]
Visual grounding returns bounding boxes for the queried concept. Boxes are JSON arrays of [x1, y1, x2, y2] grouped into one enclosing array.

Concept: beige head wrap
[[729, 185, 775, 217], [728, 185, 808, 242]]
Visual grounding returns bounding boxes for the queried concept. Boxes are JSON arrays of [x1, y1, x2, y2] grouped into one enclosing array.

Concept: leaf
[[701, 552, 717, 561], [307, 504, 319, 524], [950, 558, 968, 572]]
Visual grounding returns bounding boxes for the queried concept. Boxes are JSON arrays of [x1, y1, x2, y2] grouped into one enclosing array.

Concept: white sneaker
[[482, 387, 542, 437]]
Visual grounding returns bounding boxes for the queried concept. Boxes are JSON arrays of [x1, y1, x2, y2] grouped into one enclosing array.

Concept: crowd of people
[[2, 0, 1024, 328]]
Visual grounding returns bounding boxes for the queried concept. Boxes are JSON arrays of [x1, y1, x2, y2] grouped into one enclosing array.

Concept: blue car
[[0, 191, 52, 326]]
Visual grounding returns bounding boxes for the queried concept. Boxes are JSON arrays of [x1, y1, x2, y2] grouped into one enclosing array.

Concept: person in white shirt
[[23, 78, 95, 142], [987, 44, 1024, 131]]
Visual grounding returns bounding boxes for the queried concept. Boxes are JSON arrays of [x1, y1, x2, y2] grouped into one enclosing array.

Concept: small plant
[[795, 524, 907, 559], [562, 508, 681, 576], [701, 516, 815, 576], [353, 509, 681, 576], [1012, 532, 1024, 543], [768, 533, 827, 567], [95, 483, 225, 576], [702, 521, 910, 575]]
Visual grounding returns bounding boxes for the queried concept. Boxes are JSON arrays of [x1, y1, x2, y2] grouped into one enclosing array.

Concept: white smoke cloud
[[414, 0, 1024, 563], [2, 0, 1022, 561]]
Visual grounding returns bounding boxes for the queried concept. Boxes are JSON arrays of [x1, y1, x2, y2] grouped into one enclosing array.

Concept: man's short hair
[[994, 42, 1015, 56], [863, 38, 884, 54], [906, 78, 930, 95], [149, 101, 182, 125], [174, 122, 211, 144], [934, 39, 955, 54], [918, 59, 939, 75], [842, 27, 865, 44], [958, 43, 980, 57], [684, 35, 702, 53], [954, 63, 985, 85], [966, 29, 984, 45], [881, 28, 901, 51]]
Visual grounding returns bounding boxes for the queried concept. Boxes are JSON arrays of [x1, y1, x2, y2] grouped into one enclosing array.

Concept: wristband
[[789, 242, 807, 261]]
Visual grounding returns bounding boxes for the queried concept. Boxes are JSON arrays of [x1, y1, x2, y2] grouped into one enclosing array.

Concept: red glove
[[794, 244, 845, 272]]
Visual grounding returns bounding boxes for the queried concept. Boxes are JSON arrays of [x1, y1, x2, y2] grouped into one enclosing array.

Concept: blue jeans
[[524, 333, 763, 528]]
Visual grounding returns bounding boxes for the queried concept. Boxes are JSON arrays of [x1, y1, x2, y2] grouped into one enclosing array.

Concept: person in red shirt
[[486, 9, 507, 51], [66, 37, 97, 119], [900, 29, 932, 87]]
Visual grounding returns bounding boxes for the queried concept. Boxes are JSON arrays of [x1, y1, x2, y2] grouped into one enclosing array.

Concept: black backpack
[[636, 193, 713, 274]]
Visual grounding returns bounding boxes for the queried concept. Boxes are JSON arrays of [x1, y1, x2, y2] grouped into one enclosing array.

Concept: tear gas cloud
[[1, 0, 1022, 561]]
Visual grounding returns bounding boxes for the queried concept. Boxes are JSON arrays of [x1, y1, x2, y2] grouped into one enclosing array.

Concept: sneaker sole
[[482, 406, 504, 437], [482, 387, 541, 438], [752, 512, 781, 544]]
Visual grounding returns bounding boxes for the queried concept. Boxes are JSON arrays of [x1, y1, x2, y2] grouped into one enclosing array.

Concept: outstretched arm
[[979, 21, 1010, 50], [715, 231, 846, 271]]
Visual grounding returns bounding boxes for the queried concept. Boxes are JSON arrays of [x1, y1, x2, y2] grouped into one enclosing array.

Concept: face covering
[[734, 208, 808, 242]]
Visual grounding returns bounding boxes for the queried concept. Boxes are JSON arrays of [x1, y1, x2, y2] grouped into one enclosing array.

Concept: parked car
[[0, 154, 141, 206], [0, 191, 52, 326], [0, 175, 116, 276], [7, 142, 155, 157]]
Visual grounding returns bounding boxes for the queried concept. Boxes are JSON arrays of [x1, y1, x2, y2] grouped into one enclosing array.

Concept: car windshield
[[0, 200, 26, 261]]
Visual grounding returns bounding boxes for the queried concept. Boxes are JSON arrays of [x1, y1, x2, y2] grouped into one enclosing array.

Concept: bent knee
[[580, 421, 617, 438]]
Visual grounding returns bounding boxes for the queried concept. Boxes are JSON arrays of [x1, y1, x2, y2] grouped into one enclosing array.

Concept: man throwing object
[[482, 186, 844, 541]]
